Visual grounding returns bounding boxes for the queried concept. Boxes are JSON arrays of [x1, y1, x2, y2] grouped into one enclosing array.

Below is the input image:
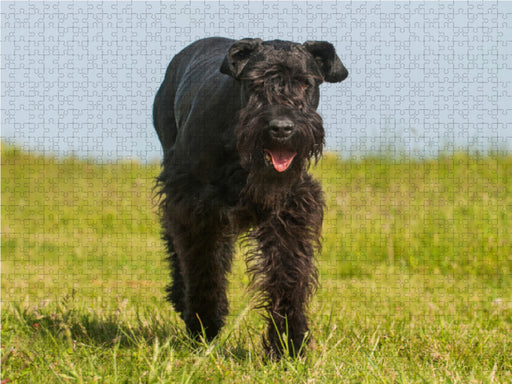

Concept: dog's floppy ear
[[303, 41, 348, 83], [220, 38, 262, 79]]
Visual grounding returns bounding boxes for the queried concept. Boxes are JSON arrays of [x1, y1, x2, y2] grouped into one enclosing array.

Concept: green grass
[[2, 143, 512, 383]]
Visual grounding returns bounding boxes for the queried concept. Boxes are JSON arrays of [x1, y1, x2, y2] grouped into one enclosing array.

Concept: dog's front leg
[[250, 175, 324, 358]]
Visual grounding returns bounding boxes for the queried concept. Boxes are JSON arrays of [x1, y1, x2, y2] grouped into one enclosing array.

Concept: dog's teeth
[[265, 152, 272, 162]]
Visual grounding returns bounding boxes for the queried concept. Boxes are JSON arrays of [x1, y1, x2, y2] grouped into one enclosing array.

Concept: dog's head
[[220, 38, 348, 178]]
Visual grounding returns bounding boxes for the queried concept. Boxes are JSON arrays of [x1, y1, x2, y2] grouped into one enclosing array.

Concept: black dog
[[153, 37, 347, 357]]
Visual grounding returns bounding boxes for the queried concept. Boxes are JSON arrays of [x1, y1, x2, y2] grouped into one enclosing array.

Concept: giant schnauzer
[[153, 37, 348, 357]]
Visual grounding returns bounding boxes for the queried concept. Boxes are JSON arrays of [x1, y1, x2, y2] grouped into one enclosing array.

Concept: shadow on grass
[[6, 299, 193, 351], [5, 297, 256, 361]]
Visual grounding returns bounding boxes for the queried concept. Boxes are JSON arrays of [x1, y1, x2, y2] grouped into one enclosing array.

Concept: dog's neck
[[241, 165, 306, 212]]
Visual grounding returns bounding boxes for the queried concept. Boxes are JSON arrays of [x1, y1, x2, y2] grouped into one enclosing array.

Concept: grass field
[[2, 143, 512, 383]]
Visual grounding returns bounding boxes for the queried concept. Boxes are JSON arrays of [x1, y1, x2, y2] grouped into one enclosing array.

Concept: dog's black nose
[[269, 118, 294, 139]]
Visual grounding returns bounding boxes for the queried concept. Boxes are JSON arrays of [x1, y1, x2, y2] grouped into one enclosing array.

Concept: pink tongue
[[265, 149, 297, 172]]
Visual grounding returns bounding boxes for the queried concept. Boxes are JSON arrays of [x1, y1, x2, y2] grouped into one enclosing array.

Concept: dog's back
[[153, 37, 239, 164]]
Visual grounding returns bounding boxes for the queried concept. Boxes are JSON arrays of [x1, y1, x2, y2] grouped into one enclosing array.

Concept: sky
[[2, 1, 511, 162]]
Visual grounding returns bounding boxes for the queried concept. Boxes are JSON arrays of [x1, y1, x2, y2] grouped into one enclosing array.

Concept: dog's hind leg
[[163, 232, 186, 317], [164, 208, 235, 341]]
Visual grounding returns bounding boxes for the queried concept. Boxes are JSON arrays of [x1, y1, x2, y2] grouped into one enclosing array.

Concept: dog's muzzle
[[263, 118, 298, 173]]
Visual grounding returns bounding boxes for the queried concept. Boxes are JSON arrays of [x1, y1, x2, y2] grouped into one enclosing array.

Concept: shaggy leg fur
[[249, 175, 324, 358], [162, 207, 234, 341], [164, 233, 186, 316]]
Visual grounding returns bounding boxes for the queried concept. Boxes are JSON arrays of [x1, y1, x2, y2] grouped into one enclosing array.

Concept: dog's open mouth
[[263, 148, 297, 173]]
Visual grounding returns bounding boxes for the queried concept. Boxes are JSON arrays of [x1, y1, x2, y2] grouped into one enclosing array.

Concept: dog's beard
[[241, 165, 302, 211], [237, 134, 323, 211]]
